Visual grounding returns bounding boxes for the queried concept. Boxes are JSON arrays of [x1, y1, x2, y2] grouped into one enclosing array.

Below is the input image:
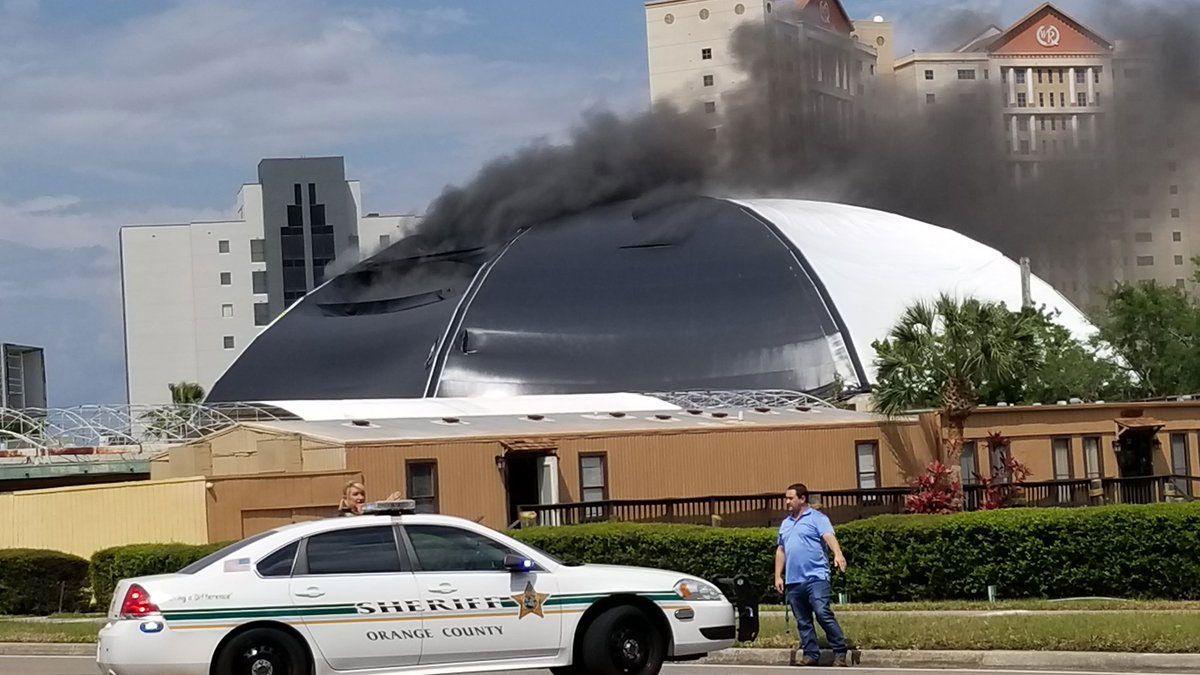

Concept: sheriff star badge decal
[[512, 581, 549, 619]]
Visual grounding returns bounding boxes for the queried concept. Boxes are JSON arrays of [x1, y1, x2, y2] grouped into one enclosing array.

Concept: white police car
[[97, 501, 753, 675]]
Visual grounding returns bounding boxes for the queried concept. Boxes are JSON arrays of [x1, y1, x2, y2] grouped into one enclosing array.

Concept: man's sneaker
[[832, 653, 849, 667], [798, 655, 820, 666]]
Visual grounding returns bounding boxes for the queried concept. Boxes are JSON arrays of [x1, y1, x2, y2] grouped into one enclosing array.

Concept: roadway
[[16, 655, 1173, 675]]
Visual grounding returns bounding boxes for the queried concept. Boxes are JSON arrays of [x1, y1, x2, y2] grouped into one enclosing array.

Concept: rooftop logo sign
[[1036, 24, 1062, 48]]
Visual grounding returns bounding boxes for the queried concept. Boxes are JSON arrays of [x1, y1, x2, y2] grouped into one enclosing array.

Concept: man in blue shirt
[[774, 482, 848, 666]]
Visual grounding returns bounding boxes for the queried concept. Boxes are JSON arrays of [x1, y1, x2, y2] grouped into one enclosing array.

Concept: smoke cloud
[[392, 0, 1200, 312]]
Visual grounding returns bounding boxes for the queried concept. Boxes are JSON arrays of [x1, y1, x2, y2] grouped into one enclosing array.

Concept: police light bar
[[362, 500, 417, 515]]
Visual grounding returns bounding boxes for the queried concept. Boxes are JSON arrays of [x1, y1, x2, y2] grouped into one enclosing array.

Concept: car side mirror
[[503, 554, 537, 573]]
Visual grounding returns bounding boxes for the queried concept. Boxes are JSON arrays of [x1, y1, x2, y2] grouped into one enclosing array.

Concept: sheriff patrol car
[[97, 501, 752, 675]]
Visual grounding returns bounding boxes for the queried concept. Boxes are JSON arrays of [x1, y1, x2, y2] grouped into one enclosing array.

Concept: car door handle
[[428, 584, 457, 595], [294, 587, 325, 598]]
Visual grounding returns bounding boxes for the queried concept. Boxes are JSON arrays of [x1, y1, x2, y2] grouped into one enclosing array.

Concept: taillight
[[119, 584, 160, 618]]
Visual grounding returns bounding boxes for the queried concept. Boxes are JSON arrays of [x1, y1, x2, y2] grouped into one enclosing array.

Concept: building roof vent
[[753, 406, 772, 413], [442, 416, 461, 424], [654, 413, 673, 420], [686, 408, 704, 415], [795, 405, 812, 412], [609, 411, 627, 418], [712, 411, 729, 419], [526, 414, 545, 421], [345, 419, 379, 428]]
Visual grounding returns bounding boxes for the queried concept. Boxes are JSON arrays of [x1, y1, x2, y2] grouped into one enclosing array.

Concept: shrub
[[0, 549, 90, 615], [90, 542, 228, 608], [905, 460, 963, 514], [513, 502, 1200, 602]]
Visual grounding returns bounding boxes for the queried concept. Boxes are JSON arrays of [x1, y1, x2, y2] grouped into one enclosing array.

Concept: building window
[[1178, 279, 1187, 289], [307, 183, 317, 205], [703, 74, 714, 87], [221, 303, 233, 318], [1174, 231, 1183, 242], [1170, 434, 1191, 495], [1052, 437, 1073, 480], [1077, 92, 1087, 107], [1076, 69, 1086, 84], [1018, 117, 1029, 131], [252, 271, 267, 294], [378, 234, 391, 248], [855, 441, 880, 489], [1172, 208, 1182, 218], [1136, 256, 1154, 266], [701, 48, 712, 60], [957, 69, 975, 80], [218, 239, 230, 254], [406, 460, 439, 513], [1001, 68, 1008, 83], [1036, 68, 1043, 84], [1082, 436, 1102, 479], [1017, 93, 1027, 108], [869, 64, 875, 75], [580, 454, 608, 502], [984, 69, 989, 79], [1016, 70, 1026, 84], [1019, 139, 1030, 155], [1038, 92, 1045, 107], [1135, 232, 1152, 243], [1094, 68, 1101, 83], [1134, 208, 1151, 219], [924, 69, 933, 80], [704, 101, 717, 113], [1177, 255, 1185, 265], [1050, 117, 1057, 131], [249, 239, 266, 263], [961, 441, 979, 484], [293, 183, 302, 205], [222, 336, 235, 349], [253, 302, 270, 326], [219, 272, 231, 286], [926, 93, 936, 105], [1171, 185, 1180, 195]]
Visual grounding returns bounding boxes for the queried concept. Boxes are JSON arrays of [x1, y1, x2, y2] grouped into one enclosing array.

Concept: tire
[[213, 627, 308, 675], [579, 605, 665, 675], [551, 667, 584, 675]]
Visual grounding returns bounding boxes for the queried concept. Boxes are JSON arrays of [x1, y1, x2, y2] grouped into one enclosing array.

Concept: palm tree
[[168, 382, 206, 405], [871, 294, 1040, 459]]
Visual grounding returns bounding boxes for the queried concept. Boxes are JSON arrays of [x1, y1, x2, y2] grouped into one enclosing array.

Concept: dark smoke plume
[[398, 0, 1200, 312]]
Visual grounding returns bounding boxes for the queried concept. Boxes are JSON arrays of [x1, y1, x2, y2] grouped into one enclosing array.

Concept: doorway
[[1116, 428, 1155, 478], [503, 453, 560, 525]]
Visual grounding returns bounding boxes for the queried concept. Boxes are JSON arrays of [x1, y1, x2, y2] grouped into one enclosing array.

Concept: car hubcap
[[612, 625, 648, 671], [242, 645, 282, 675]]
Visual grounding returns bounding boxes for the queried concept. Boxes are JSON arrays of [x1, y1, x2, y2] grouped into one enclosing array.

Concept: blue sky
[[0, 0, 1114, 406]]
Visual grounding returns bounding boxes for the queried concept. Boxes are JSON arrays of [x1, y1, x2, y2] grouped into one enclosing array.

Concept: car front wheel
[[579, 605, 665, 675], [213, 627, 308, 675]]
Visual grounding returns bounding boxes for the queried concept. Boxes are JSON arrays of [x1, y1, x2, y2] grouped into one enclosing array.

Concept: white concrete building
[[121, 157, 419, 406], [1, 343, 46, 409]]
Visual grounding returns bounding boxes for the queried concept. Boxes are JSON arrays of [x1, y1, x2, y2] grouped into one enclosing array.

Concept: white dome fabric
[[734, 199, 1096, 383]]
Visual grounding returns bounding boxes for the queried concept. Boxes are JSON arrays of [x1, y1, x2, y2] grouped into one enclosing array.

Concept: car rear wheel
[[213, 627, 308, 675], [579, 605, 665, 675]]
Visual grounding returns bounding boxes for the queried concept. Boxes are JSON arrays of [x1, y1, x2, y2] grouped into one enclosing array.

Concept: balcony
[[516, 475, 1196, 528]]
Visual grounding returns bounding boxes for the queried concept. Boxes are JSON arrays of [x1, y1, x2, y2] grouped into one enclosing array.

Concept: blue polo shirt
[[778, 508, 834, 584]]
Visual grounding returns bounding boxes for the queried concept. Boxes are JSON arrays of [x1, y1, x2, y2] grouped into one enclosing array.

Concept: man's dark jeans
[[785, 579, 847, 660]]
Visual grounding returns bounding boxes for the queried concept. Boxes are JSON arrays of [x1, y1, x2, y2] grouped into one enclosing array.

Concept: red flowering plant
[[974, 432, 1032, 510], [905, 460, 964, 514]]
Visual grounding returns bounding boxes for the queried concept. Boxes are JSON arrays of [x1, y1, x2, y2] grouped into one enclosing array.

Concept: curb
[[701, 648, 1200, 672], [0, 642, 94, 656]]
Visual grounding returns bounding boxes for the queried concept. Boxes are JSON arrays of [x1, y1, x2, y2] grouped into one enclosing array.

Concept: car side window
[[406, 525, 517, 572], [257, 541, 299, 578], [305, 526, 404, 575]]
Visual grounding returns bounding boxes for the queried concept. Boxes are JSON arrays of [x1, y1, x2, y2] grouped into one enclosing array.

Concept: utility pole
[[1019, 257, 1033, 309]]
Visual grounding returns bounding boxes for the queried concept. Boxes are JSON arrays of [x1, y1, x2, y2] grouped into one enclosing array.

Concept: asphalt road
[[10, 655, 1176, 675]]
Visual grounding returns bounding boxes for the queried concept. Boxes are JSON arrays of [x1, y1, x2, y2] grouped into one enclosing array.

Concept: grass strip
[[748, 612, 1200, 652], [0, 619, 104, 644]]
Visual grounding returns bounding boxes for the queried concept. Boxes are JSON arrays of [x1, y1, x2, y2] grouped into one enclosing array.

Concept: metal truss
[[0, 403, 295, 460], [646, 389, 837, 410]]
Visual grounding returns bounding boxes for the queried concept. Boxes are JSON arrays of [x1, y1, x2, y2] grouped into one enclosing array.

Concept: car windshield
[[178, 530, 277, 574]]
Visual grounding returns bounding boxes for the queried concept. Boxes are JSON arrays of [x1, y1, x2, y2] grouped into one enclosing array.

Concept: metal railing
[[519, 475, 1197, 528]]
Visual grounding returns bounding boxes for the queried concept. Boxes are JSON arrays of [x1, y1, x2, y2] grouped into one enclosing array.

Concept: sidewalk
[[702, 648, 1200, 672]]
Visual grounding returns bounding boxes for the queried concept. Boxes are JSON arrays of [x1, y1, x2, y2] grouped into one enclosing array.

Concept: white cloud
[[14, 194, 80, 213], [0, 1, 643, 166]]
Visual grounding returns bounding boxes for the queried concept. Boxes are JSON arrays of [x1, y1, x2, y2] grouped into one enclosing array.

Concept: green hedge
[[90, 542, 228, 608], [514, 502, 1200, 601], [0, 549, 90, 615]]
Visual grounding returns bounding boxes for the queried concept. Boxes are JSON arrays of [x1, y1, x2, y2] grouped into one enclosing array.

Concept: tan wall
[[0, 478, 209, 558], [345, 422, 933, 529], [153, 427, 348, 480], [205, 470, 363, 542]]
